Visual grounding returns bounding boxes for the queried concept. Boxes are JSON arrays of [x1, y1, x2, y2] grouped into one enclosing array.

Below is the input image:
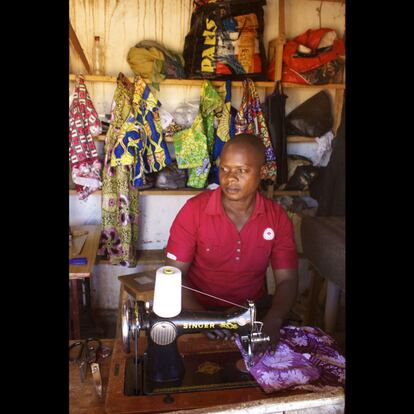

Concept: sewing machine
[[121, 297, 270, 395]]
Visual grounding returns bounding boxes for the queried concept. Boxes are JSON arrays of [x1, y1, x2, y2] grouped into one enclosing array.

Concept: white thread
[[182, 284, 248, 310]]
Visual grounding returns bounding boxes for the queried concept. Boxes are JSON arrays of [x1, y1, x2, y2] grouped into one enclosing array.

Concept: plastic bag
[[172, 101, 200, 128], [183, 0, 267, 80], [155, 162, 187, 189], [285, 91, 333, 137], [285, 165, 319, 191]]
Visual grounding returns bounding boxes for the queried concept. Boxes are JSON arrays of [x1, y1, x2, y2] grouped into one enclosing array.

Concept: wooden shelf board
[[97, 249, 164, 265], [273, 190, 310, 196], [70, 188, 308, 196], [115, 135, 316, 144], [69, 74, 345, 89], [287, 136, 316, 143], [138, 188, 203, 196]]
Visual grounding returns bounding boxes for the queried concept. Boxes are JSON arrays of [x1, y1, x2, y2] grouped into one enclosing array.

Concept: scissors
[[69, 337, 103, 397]]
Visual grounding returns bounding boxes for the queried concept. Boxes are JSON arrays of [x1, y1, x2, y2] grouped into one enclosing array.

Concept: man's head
[[219, 134, 266, 202]]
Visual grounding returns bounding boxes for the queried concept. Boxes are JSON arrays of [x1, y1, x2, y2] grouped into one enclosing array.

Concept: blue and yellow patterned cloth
[[111, 76, 172, 187]]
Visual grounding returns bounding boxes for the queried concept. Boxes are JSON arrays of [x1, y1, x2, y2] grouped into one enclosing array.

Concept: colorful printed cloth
[[111, 76, 172, 187], [69, 75, 102, 200], [173, 80, 223, 188], [98, 73, 139, 267], [235, 326, 345, 393], [235, 78, 277, 181], [209, 80, 233, 184]]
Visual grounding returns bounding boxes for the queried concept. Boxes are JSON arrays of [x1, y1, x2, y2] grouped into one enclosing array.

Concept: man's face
[[219, 145, 264, 202]]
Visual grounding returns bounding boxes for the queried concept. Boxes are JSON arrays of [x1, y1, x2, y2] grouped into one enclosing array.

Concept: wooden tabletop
[[69, 339, 113, 414], [105, 336, 345, 414], [69, 224, 101, 279]]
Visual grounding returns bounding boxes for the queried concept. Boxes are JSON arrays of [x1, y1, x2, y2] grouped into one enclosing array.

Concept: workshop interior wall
[[69, 0, 345, 309]]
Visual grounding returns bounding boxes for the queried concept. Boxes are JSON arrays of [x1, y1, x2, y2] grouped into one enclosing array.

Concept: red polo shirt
[[166, 187, 298, 308]]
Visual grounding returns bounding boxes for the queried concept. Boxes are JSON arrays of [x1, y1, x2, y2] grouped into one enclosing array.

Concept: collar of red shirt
[[204, 187, 265, 220]]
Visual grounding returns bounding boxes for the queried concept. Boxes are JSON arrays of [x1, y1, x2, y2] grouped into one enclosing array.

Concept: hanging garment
[[111, 76, 172, 187], [264, 81, 288, 185], [173, 80, 223, 188], [98, 73, 139, 267], [235, 78, 277, 181], [209, 80, 232, 184], [235, 325, 345, 393], [173, 112, 210, 188], [69, 75, 102, 200]]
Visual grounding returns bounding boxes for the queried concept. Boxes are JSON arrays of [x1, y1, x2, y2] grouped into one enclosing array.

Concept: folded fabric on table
[[235, 325, 345, 393]]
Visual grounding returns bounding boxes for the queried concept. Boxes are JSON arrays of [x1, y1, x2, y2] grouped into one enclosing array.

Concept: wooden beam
[[69, 20, 92, 75]]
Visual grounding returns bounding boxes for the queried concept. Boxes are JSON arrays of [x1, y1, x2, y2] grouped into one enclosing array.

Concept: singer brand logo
[[201, 18, 217, 73], [183, 322, 216, 329]]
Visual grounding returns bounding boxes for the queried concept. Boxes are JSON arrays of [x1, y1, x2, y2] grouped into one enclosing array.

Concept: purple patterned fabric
[[235, 326, 345, 393]]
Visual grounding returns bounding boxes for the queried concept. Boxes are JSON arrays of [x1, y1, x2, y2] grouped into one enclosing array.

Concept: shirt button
[[235, 257, 240, 261], [237, 240, 241, 244], [236, 248, 240, 252], [206, 248, 210, 252]]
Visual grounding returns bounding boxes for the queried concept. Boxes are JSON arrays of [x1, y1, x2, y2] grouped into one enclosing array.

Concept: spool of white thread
[[152, 266, 182, 317]]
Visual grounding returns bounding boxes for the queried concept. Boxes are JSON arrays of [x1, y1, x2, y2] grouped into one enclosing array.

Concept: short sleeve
[[165, 200, 198, 263], [271, 208, 299, 270]]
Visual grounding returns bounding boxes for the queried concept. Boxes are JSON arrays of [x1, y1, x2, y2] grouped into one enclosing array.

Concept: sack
[[285, 165, 319, 191], [287, 154, 313, 181], [285, 91, 333, 137], [183, 0, 267, 80], [280, 28, 345, 85], [127, 40, 185, 89], [155, 162, 187, 189]]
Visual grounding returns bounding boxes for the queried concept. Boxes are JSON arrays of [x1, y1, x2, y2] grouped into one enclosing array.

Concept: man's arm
[[164, 258, 205, 311], [262, 268, 298, 352]]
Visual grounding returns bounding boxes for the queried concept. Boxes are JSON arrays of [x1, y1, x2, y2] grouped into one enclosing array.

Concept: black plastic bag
[[155, 162, 187, 189], [285, 91, 333, 137], [264, 81, 288, 185], [285, 165, 319, 191], [183, 0, 267, 80]]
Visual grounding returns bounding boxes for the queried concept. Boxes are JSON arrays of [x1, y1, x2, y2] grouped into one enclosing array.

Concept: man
[[165, 134, 298, 351]]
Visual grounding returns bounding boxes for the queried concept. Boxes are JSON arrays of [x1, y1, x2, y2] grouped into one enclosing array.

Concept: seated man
[[165, 134, 298, 351]]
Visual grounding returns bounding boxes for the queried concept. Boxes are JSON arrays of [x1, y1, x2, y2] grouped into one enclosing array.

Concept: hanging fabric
[[173, 80, 223, 188], [264, 81, 288, 185], [69, 75, 102, 200], [98, 73, 139, 267], [235, 78, 277, 182], [209, 80, 232, 184], [110, 75, 172, 187]]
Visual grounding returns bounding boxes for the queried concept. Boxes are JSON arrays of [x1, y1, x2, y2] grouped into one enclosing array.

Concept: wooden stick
[[69, 20, 92, 75]]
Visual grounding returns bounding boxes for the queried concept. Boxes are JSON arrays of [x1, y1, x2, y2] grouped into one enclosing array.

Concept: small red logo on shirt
[[263, 228, 275, 240]]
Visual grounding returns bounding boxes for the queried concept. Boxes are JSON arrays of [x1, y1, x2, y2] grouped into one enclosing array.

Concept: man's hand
[[262, 314, 282, 355]]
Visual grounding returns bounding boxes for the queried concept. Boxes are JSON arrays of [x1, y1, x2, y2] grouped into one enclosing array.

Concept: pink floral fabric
[[69, 75, 102, 200], [235, 326, 345, 393]]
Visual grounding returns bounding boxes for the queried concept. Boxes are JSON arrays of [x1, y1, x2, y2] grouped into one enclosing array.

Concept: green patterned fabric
[[98, 73, 139, 267], [173, 80, 223, 188]]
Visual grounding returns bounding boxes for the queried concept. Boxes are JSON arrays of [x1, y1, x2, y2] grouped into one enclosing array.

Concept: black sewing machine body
[[122, 299, 269, 395]]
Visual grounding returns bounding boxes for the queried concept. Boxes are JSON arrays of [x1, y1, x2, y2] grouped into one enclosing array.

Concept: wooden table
[[69, 339, 113, 414], [105, 336, 345, 414], [69, 224, 101, 338]]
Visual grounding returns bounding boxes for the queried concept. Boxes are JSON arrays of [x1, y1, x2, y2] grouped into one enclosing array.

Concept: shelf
[[69, 74, 345, 90], [70, 188, 309, 197], [273, 190, 309, 196], [287, 136, 316, 143], [96, 134, 316, 144], [97, 249, 165, 265]]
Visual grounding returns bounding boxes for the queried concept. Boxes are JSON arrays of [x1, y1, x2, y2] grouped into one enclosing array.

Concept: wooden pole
[[69, 20, 92, 75]]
